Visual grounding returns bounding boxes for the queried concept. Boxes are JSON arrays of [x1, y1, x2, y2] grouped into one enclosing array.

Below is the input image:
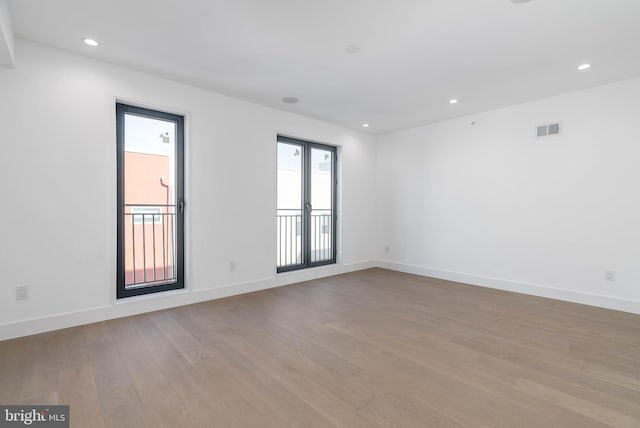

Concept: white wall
[[0, 40, 377, 339], [376, 77, 640, 313], [2, 39, 639, 341]]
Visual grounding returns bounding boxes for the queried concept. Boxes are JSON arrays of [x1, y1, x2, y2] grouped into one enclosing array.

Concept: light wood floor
[[1, 268, 639, 427]]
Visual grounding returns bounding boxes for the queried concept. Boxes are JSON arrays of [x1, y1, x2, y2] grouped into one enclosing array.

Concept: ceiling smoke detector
[[346, 44, 360, 54]]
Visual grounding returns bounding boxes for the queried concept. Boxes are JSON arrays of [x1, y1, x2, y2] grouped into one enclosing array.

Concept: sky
[[125, 113, 175, 157]]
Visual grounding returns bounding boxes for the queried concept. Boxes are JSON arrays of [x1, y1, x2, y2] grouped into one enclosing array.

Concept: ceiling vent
[[536, 122, 561, 138]]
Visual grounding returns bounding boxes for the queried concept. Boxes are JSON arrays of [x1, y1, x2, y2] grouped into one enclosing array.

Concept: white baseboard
[[0, 260, 377, 341], [377, 260, 640, 315], [3, 259, 638, 341]]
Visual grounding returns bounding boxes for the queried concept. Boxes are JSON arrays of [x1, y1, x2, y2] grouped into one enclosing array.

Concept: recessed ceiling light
[[449, 99, 459, 104], [83, 38, 99, 47], [281, 97, 299, 104], [362, 123, 369, 128], [510, 0, 533, 3], [577, 63, 592, 71]]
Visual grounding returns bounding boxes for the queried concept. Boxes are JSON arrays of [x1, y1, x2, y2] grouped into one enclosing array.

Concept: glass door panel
[[117, 103, 185, 298], [277, 136, 336, 272], [277, 141, 304, 269], [310, 147, 334, 263]]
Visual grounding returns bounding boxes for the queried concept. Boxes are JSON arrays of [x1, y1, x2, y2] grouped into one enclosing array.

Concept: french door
[[277, 136, 337, 272], [116, 103, 185, 298]]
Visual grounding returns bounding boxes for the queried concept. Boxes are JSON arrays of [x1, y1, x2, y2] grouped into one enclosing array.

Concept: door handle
[[305, 202, 312, 211], [179, 200, 186, 213]]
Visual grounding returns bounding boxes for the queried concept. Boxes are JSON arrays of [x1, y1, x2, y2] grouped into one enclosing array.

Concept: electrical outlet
[[605, 270, 616, 282], [16, 285, 29, 301], [385, 245, 390, 254], [229, 261, 236, 272]]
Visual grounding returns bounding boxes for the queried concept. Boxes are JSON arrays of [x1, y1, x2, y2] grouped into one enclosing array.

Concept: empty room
[[1, 0, 639, 427]]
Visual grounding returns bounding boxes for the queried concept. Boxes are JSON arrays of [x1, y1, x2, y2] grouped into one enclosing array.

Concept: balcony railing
[[277, 210, 302, 267], [277, 209, 332, 268], [124, 204, 176, 288]]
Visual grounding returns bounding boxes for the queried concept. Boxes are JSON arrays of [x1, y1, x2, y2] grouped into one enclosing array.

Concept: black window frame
[[277, 135, 337, 273], [116, 103, 185, 299]]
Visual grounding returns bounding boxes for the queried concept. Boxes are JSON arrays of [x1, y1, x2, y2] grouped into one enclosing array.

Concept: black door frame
[[116, 103, 185, 298], [277, 135, 337, 273]]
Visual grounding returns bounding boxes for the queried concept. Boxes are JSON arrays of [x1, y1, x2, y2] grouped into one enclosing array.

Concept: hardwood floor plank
[[205, 337, 338, 428], [0, 336, 27, 403], [58, 362, 105, 428], [18, 332, 61, 403], [106, 317, 196, 428], [215, 302, 376, 408], [213, 327, 376, 428], [514, 378, 640, 428], [83, 322, 151, 428]]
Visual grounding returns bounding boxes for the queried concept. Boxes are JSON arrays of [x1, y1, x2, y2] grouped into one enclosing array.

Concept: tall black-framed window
[[116, 103, 185, 298], [277, 136, 337, 273]]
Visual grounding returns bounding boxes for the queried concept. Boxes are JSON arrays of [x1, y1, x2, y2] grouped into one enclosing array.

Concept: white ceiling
[[7, 0, 640, 134]]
